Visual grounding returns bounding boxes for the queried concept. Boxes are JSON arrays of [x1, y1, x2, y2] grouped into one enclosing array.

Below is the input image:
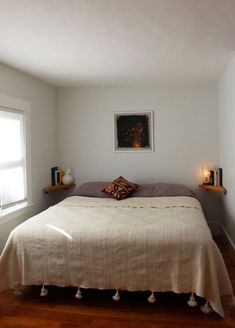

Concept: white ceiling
[[0, 0, 235, 87]]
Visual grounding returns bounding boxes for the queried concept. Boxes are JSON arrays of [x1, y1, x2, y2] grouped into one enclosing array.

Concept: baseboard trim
[[220, 224, 235, 250], [220, 224, 235, 264]]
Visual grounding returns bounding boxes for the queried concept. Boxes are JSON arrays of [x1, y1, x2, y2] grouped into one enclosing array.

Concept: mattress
[[0, 196, 233, 317]]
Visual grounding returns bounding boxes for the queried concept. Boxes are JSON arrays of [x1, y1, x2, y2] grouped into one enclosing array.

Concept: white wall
[[56, 83, 223, 231], [218, 56, 235, 247], [0, 63, 56, 252], [56, 83, 219, 188]]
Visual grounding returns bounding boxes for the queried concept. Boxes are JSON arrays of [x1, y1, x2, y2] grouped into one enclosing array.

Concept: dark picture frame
[[114, 111, 153, 152]]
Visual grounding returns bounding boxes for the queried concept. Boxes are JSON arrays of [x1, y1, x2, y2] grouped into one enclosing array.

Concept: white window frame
[[0, 94, 33, 223]]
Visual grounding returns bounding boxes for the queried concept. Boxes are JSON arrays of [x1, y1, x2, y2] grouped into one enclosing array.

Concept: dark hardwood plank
[[0, 237, 234, 328]]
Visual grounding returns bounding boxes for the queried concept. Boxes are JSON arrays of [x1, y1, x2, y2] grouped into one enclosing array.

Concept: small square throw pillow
[[103, 176, 139, 200]]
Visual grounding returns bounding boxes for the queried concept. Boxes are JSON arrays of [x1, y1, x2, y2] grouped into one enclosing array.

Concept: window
[[0, 94, 31, 217]]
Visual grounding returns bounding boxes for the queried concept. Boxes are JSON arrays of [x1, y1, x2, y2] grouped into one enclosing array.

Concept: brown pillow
[[103, 176, 139, 200], [131, 183, 195, 198], [75, 182, 112, 198]]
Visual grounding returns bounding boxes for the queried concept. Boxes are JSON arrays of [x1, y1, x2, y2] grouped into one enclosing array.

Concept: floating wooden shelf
[[199, 184, 226, 195], [44, 184, 75, 193]]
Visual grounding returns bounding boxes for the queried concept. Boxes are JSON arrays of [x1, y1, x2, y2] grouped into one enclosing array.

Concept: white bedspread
[[0, 196, 233, 317]]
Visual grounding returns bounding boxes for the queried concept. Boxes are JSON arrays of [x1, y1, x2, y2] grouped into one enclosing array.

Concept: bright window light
[[0, 109, 27, 210]]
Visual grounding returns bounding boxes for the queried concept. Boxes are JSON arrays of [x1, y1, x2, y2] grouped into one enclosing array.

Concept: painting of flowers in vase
[[114, 111, 153, 152]]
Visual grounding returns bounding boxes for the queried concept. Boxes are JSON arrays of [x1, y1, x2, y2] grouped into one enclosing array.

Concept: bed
[[0, 180, 233, 317]]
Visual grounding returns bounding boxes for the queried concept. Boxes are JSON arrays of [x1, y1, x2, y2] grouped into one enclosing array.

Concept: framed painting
[[114, 111, 154, 152]]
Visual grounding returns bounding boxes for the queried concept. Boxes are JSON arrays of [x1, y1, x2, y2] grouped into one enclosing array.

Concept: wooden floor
[[0, 237, 234, 328]]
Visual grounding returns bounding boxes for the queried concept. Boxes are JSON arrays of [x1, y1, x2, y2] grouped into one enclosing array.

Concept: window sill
[[0, 202, 34, 226]]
